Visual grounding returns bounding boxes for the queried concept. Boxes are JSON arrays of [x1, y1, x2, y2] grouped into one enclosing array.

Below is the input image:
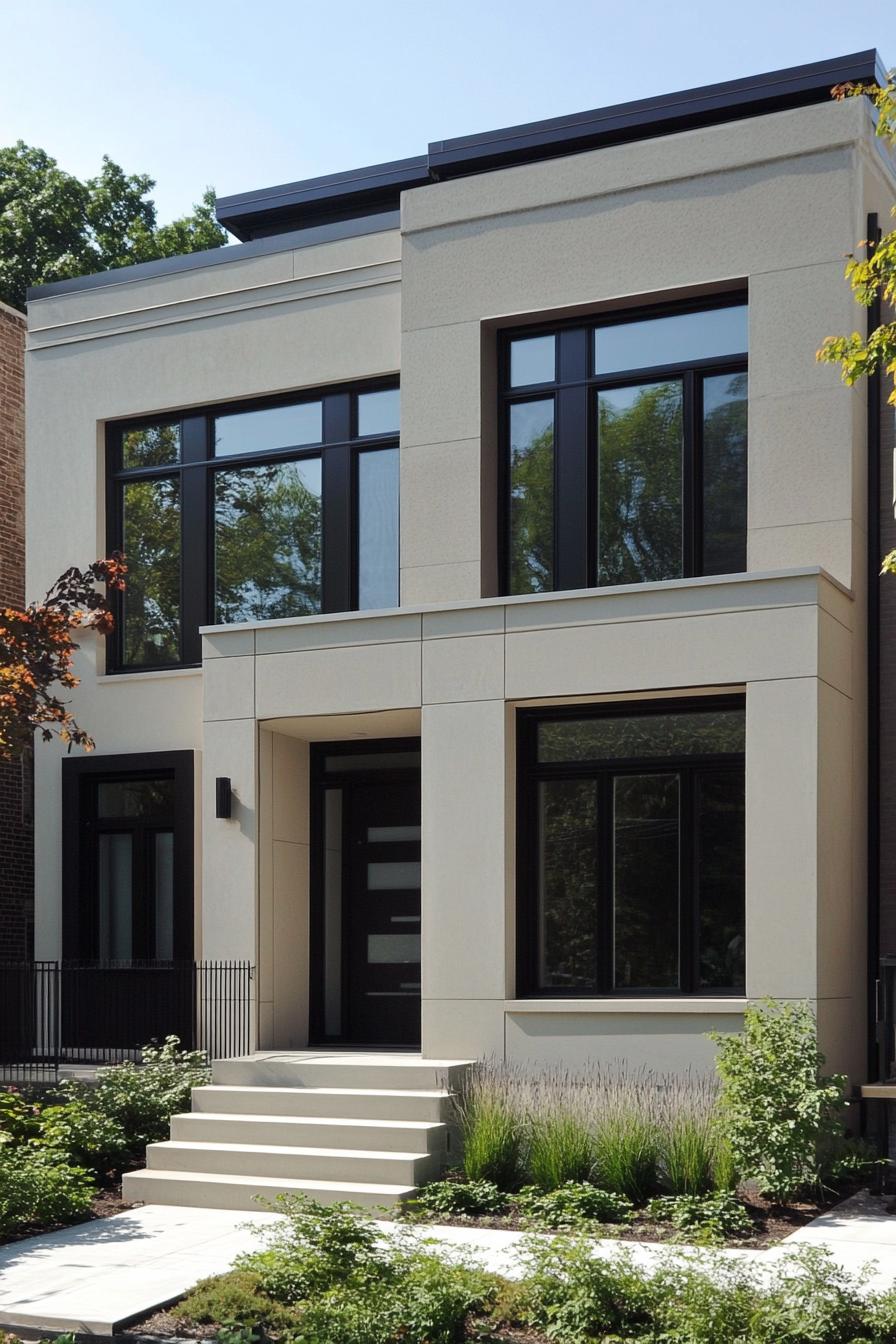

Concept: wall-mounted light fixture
[[215, 777, 232, 819]]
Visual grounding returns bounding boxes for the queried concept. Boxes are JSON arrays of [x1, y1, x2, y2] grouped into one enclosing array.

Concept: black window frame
[[105, 378, 400, 672], [61, 750, 195, 963], [515, 696, 746, 999], [499, 293, 748, 596]]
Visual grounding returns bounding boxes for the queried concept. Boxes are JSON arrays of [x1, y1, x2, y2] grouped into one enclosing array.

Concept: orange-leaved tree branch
[[0, 554, 127, 761], [816, 73, 896, 572]]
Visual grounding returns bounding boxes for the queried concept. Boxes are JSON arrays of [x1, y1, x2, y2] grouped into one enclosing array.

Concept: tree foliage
[[816, 74, 896, 572], [0, 555, 126, 760], [0, 142, 226, 309]]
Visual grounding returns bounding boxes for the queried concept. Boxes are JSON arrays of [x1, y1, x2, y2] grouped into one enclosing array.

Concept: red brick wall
[[0, 301, 33, 959]]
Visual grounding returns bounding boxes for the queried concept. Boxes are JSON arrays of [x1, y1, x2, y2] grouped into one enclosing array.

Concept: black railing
[[0, 960, 253, 1083]]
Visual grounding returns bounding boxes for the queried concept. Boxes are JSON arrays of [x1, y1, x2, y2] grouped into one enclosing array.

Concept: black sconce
[[215, 777, 232, 819]]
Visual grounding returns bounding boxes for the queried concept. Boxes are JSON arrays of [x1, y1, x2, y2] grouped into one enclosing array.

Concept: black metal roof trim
[[216, 156, 429, 241], [214, 49, 885, 241], [27, 210, 400, 303], [427, 49, 886, 176]]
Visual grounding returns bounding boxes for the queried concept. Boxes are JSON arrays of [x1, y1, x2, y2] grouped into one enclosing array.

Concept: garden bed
[[400, 1183, 851, 1249], [0, 1179, 133, 1247]]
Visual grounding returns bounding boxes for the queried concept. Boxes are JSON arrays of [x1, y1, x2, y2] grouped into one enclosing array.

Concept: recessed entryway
[[310, 740, 421, 1048]]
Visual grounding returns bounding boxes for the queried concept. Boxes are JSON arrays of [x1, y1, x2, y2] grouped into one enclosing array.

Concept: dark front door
[[344, 780, 421, 1046]]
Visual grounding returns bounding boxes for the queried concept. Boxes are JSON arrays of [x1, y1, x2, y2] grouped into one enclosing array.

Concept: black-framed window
[[61, 751, 194, 963], [106, 381, 400, 670], [501, 297, 748, 597], [516, 699, 745, 997]]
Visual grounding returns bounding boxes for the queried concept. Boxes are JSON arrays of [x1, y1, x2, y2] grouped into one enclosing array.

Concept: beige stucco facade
[[25, 91, 896, 1082]]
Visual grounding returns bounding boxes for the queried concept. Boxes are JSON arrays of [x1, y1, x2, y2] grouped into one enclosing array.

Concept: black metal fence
[[0, 960, 253, 1083]]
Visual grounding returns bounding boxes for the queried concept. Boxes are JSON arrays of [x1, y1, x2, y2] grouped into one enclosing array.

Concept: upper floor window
[[107, 382, 400, 671], [501, 298, 747, 597]]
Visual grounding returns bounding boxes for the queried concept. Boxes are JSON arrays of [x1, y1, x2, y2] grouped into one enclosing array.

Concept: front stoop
[[123, 1052, 472, 1212]]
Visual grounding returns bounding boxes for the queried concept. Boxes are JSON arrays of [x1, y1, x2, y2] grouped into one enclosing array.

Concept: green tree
[[816, 74, 896, 571], [0, 142, 226, 310]]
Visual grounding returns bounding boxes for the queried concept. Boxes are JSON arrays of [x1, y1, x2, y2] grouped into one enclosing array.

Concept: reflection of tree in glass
[[122, 422, 180, 469], [598, 381, 683, 585], [509, 418, 553, 594], [702, 373, 747, 575], [123, 476, 180, 665], [698, 771, 746, 989], [538, 709, 745, 764], [214, 461, 322, 623], [539, 779, 598, 989], [613, 773, 680, 990]]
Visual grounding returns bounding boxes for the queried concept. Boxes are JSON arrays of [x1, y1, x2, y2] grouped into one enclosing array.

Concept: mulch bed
[[400, 1184, 873, 1249], [0, 1181, 133, 1248]]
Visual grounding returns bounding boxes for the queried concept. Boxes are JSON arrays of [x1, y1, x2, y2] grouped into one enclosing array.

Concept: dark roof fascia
[[428, 49, 887, 176], [26, 210, 400, 303], [216, 156, 429, 241], [215, 49, 885, 240]]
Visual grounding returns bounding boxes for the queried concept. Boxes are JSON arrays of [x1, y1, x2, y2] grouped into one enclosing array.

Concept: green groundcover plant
[[0, 1146, 93, 1235]]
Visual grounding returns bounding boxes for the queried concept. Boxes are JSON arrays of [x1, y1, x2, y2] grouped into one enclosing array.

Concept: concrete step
[[122, 1166, 415, 1211], [211, 1053, 472, 1092], [146, 1139, 438, 1185], [191, 1084, 453, 1123], [170, 1111, 448, 1154]]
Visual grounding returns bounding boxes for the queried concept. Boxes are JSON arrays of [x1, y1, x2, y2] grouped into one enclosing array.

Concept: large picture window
[[107, 382, 400, 670], [502, 298, 747, 596], [517, 699, 746, 997]]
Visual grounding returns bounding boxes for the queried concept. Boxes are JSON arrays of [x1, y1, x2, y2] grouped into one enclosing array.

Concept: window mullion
[[322, 392, 353, 614], [682, 371, 697, 578], [181, 416, 208, 665], [555, 328, 590, 592]]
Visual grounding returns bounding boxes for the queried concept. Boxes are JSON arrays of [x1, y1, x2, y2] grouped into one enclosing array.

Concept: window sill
[[97, 666, 202, 684], [504, 998, 749, 1015]]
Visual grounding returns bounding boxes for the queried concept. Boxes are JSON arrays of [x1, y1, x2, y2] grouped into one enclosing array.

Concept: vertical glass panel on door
[[702, 372, 747, 575], [537, 778, 598, 990], [122, 476, 181, 666], [323, 789, 343, 1037], [357, 388, 400, 437], [696, 771, 746, 989], [613, 773, 680, 990], [509, 399, 554, 594], [510, 334, 556, 387], [357, 448, 399, 610], [595, 305, 748, 375], [597, 381, 683, 586], [214, 457, 322, 622], [98, 833, 133, 962], [122, 422, 181, 469], [214, 402, 322, 456], [153, 831, 175, 961]]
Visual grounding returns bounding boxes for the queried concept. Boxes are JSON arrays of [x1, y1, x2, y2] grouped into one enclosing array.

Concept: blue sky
[[3, 1, 895, 227]]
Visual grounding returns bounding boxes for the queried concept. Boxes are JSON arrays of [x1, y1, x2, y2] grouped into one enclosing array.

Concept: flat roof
[[28, 49, 887, 301], [217, 49, 886, 239]]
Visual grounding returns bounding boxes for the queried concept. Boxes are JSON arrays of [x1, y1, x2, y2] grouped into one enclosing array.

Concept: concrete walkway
[[1, 1192, 896, 1335]]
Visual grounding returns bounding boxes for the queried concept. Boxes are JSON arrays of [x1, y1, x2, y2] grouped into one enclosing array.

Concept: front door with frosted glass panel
[[89, 775, 176, 961], [344, 781, 421, 1046]]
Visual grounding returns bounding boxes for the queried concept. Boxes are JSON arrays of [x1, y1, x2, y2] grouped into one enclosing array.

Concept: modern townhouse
[[21, 50, 896, 1207]]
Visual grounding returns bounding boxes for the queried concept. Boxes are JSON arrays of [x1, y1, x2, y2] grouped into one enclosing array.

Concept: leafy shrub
[[411, 1177, 507, 1217], [0, 1146, 94, 1234], [516, 1181, 633, 1228], [0, 1088, 42, 1145], [748, 1245, 879, 1343], [710, 1000, 847, 1201], [528, 1110, 595, 1190], [514, 1236, 656, 1341], [39, 1098, 129, 1174], [177, 1268, 294, 1334], [87, 1035, 210, 1152], [241, 1195, 389, 1303], [645, 1191, 753, 1244]]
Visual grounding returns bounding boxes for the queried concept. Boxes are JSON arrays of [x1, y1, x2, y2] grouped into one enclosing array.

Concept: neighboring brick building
[[0, 298, 33, 959]]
